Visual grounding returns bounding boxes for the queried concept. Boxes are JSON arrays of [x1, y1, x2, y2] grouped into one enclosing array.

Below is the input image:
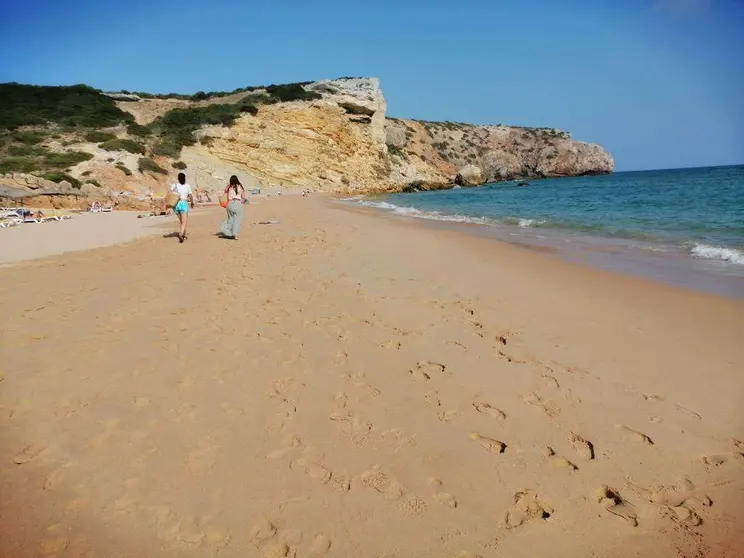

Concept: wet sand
[[1, 196, 743, 557]]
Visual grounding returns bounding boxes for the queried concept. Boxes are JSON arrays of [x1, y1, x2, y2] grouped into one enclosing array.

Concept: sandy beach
[[1, 196, 742, 558], [0, 211, 172, 267]]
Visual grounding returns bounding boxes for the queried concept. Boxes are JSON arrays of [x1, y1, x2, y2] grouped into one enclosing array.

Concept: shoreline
[[338, 196, 744, 300], [1, 195, 742, 557]]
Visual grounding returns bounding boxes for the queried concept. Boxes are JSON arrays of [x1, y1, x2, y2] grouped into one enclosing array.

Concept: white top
[[170, 182, 193, 200]]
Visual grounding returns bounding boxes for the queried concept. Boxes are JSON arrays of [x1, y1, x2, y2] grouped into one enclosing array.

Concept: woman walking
[[170, 172, 193, 243], [220, 175, 246, 240]]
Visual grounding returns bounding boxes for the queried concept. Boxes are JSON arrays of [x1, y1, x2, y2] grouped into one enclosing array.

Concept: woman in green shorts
[[170, 172, 193, 243]]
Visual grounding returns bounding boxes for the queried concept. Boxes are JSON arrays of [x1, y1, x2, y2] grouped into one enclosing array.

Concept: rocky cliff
[[385, 118, 614, 190], [179, 78, 612, 195], [0, 78, 613, 206]]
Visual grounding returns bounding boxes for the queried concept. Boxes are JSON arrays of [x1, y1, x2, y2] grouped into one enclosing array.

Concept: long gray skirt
[[220, 201, 244, 238]]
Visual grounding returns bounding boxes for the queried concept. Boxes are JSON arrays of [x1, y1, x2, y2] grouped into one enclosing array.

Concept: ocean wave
[[690, 244, 744, 265], [356, 200, 491, 225]]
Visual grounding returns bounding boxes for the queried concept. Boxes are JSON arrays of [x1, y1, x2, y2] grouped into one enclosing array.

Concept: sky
[[0, 0, 742, 171]]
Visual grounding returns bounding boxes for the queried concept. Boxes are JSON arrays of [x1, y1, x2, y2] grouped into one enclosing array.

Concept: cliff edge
[[182, 77, 613, 194], [0, 78, 614, 206]]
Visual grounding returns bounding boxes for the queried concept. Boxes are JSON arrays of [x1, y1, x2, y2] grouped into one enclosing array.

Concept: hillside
[[0, 79, 613, 207]]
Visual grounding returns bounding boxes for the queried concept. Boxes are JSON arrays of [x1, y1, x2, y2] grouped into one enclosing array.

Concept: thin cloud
[[654, 0, 712, 15]]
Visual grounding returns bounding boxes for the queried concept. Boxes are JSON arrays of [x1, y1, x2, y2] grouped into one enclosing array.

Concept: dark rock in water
[[518, 182, 530, 187]]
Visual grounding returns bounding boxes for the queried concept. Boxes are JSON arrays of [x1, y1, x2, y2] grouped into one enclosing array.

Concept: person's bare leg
[[177, 212, 185, 242], [181, 211, 189, 240]]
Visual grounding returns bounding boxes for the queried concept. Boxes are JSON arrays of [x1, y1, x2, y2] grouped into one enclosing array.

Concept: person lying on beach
[[35, 210, 44, 219], [219, 175, 246, 240], [170, 173, 194, 243]]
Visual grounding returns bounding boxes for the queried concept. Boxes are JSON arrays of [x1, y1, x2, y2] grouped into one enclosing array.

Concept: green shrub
[[45, 151, 94, 168], [115, 163, 132, 176], [138, 157, 167, 174], [81, 170, 92, 176], [127, 122, 150, 137], [8, 144, 47, 157], [0, 83, 134, 130], [172, 161, 187, 169], [99, 138, 146, 154], [0, 156, 41, 173], [265, 83, 321, 103], [12, 130, 45, 144], [150, 140, 180, 158], [387, 144, 407, 159], [84, 130, 116, 143], [42, 171, 81, 188], [84, 179, 102, 188]]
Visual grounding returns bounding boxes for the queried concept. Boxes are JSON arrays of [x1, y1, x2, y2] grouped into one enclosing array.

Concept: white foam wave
[[517, 218, 547, 228], [356, 200, 490, 225], [690, 244, 744, 265]]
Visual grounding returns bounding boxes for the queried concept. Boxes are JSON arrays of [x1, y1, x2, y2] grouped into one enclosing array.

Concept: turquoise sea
[[345, 165, 744, 297]]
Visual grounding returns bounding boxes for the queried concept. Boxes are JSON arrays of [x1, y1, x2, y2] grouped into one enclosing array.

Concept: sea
[[343, 165, 744, 299]]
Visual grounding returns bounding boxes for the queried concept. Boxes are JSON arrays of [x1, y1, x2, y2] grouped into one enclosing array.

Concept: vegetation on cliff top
[[0, 83, 134, 130], [126, 81, 322, 103]]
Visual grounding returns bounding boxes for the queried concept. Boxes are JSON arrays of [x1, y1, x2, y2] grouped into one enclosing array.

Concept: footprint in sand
[[616, 425, 654, 445], [424, 391, 458, 422], [569, 433, 595, 460], [333, 391, 348, 410], [503, 490, 554, 529], [409, 361, 445, 382], [470, 433, 506, 454], [309, 534, 332, 556], [472, 401, 506, 420], [330, 410, 374, 445], [594, 486, 638, 527], [290, 455, 332, 485], [266, 434, 304, 460], [359, 466, 427, 516], [631, 478, 711, 527], [429, 478, 458, 508], [522, 393, 559, 417], [40, 535, 70, 555], [13, 443, 45, 465], [380, 340, 402, 350], [700, 452, 744, 468], [541, 447, 578, 471]]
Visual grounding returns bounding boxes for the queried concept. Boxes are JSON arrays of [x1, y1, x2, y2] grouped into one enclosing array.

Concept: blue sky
[[1, 0, 742, 171]]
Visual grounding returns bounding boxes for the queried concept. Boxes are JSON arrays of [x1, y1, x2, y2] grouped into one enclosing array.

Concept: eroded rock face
[[384, 119, 613, 190], [456, 164, 484, 186], [193, 89, 390, 194], [84, 77, 615, 197]]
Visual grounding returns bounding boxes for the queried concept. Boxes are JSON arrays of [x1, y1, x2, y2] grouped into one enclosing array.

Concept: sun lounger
[[0, 218, 22, 228]]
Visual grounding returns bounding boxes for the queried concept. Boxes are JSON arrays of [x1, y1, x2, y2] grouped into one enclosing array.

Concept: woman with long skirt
[[220, 175, 246, 240]]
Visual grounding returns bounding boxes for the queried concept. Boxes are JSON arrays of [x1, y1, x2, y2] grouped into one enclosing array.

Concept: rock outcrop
[[187, 78, 390, 195], [189, 78, 613, 194], [384, 118, 614, 191]]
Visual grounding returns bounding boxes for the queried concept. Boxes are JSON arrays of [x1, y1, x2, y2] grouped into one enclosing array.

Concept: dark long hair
[[177, 173, 186, 185], [229, 175, 243, 195]]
